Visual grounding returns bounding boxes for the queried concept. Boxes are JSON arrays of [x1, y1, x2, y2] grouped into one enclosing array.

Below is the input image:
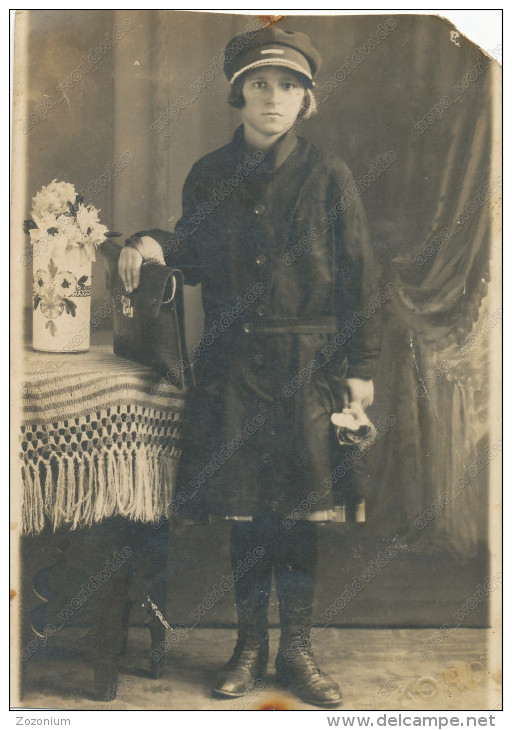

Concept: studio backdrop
[[18, 10, 501, 627]]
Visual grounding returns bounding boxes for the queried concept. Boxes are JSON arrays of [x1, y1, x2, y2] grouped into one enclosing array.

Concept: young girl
[[119, 25, 380, 708]]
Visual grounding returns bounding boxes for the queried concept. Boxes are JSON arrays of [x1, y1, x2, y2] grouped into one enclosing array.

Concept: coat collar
[[232, 125, 298, 173]]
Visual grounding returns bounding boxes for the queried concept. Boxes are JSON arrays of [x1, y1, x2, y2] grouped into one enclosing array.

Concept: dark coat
[[136, 127, 381, 520]]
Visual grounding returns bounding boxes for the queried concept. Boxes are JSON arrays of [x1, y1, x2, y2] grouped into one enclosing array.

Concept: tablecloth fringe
[[21, 447, 180, 534]]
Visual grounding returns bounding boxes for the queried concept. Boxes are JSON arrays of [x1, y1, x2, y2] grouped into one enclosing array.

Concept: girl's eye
[[253, 81, 266, 89], [282, 82, 296, 90]]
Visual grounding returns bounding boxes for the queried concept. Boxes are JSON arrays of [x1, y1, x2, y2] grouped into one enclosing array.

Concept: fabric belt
[[241, 316, 338, 335]]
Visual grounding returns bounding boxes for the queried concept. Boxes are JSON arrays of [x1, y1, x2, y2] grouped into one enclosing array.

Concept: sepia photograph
[[10, 8, 502, 717]]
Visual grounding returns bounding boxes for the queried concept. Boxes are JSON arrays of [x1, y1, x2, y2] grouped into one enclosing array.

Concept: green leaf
[[67, 195, 83, 217], [48, 258, 57, 278], [33, 295, 41, 310], [63, 298, 77, 317], [23, 219, 37, 233], [77, 275, 89, 287]]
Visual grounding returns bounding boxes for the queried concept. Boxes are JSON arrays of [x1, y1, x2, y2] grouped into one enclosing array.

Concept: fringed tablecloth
[[19, 346, 187, 534]]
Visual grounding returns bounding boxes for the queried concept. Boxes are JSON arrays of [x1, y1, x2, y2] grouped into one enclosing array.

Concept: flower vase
[[32, 256, 92, 353]]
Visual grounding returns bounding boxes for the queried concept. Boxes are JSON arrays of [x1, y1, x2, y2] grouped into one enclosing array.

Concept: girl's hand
[[344, 378, 374, 410], [118, 245, 143, 292], [331, 401, 375, 447]]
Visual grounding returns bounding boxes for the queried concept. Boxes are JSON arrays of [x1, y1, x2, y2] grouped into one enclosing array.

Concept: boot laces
[[226, 634, 267, 669], [298, 646, 324, 679]]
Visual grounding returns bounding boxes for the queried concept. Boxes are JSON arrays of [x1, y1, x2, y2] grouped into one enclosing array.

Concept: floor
[[17, 627, 501, 711]]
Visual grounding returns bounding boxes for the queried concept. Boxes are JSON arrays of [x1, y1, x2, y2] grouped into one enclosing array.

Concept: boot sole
[[212, 678, 265, 700], [275, 675, 343, 708], [212, 689, 247, 700], [212, 688, 250, 699]]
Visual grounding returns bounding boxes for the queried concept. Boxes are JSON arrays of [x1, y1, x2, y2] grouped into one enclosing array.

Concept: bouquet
[[24, 179, 114, 267]]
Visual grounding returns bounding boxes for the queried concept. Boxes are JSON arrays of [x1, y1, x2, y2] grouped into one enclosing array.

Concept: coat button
[[261, 452, 271, 463], [255, 254, 267, 266], [253, 204, 265, 215], [243, 322, 253, 334], [256, 305, 267, 317], [254, 354, 265, 365]]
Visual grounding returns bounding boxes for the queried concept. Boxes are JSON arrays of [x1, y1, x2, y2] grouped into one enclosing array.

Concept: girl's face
[[241, 67, 306, 143]]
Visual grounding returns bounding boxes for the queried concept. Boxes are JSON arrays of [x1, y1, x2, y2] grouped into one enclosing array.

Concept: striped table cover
[[18, 346, 187, 534]]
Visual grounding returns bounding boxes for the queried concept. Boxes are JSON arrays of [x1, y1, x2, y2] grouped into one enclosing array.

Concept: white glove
[[331, 402, 376, 447]]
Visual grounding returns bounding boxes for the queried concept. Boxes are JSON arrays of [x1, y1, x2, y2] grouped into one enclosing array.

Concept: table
[[17, 345, 187, 700], [19, 345, 187, 534]]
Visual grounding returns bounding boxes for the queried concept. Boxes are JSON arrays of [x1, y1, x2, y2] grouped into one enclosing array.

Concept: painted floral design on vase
[[32, 258, 92, 352]]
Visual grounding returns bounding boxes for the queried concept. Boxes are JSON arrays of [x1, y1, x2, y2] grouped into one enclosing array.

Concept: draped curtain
[[363, 18, 500, 558], [111, 11, 500, 558]]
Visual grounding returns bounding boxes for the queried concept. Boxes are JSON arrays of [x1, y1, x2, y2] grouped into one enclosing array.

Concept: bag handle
[[170, 268, 195, 388], [161, 274, 177, 305]]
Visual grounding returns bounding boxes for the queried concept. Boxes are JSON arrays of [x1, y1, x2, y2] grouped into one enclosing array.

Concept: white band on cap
[[230, 58, 313, 84], [261, 48, 285, 54]]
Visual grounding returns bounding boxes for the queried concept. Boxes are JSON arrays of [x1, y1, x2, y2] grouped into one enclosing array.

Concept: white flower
[[28, 182, 108, 265], [33, 270, 53, 297], [75, 203, 109, 262], [31, 180, 77, 219], [29, 212, 74, 263], [41, 224, 83, 266], [29, 212, 61, 247], [54, 271, 78, 298], [76, 203, 101, 234]]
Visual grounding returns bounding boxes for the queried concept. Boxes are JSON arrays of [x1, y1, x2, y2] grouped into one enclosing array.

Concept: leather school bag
[[100, 239, 192, 389]]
